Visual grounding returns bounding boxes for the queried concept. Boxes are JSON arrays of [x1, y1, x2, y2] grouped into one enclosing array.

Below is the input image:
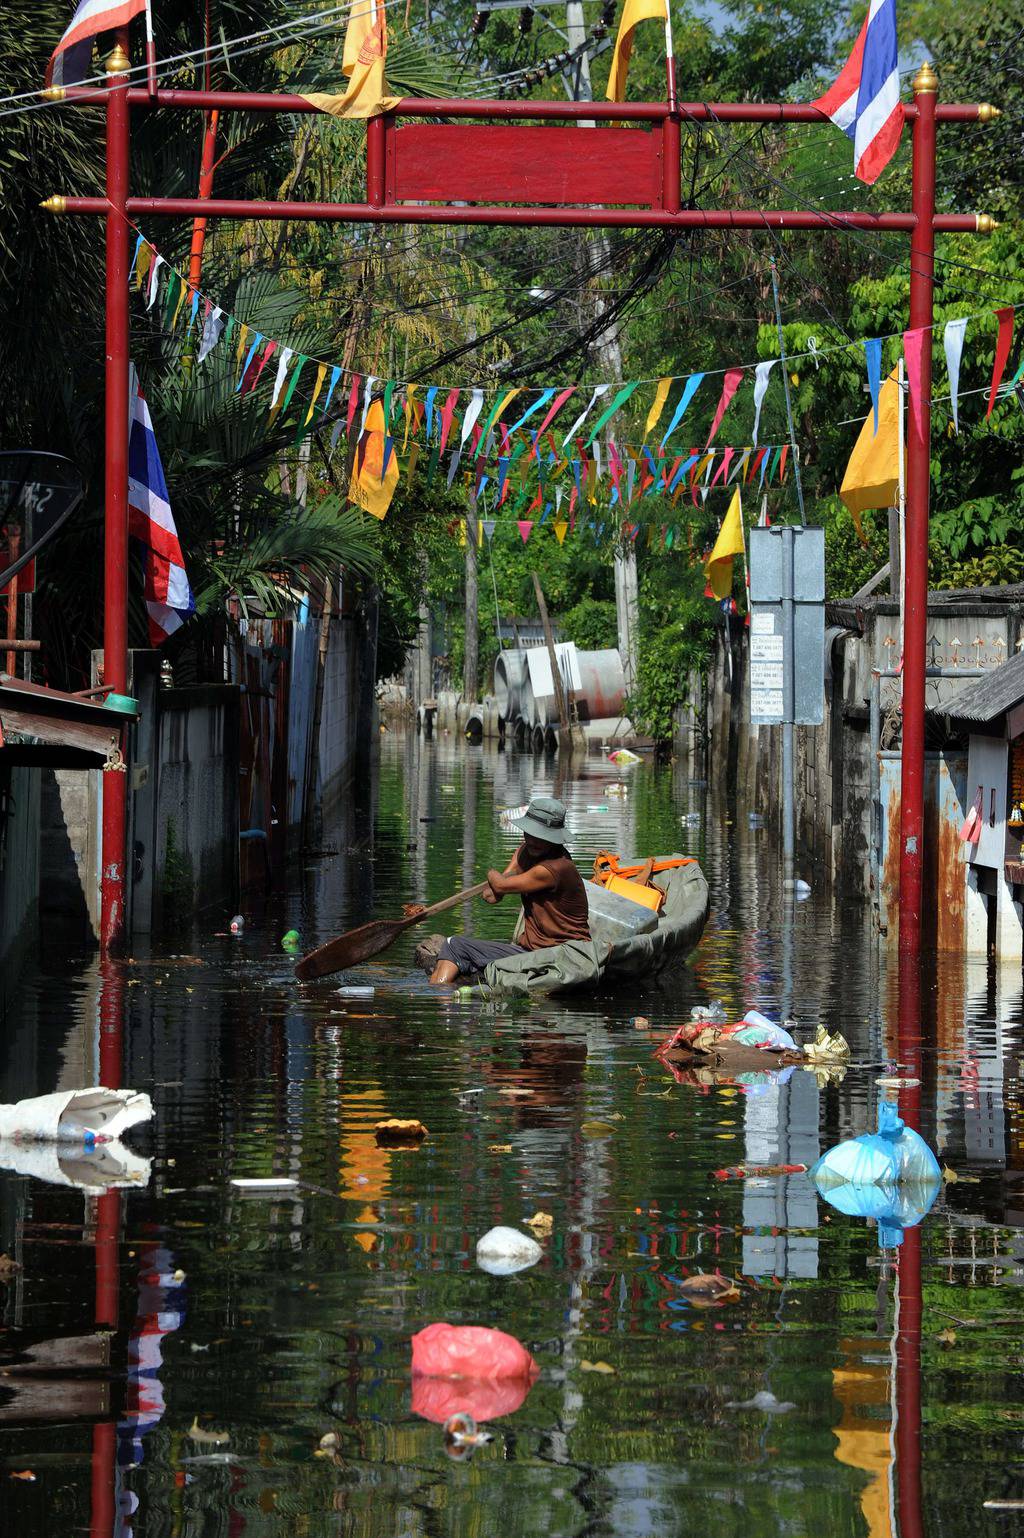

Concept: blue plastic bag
[[811, 1102, 942, 1247]]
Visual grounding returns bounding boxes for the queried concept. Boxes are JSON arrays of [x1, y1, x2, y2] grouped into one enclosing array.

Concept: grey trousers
[[437, 936, 526, 973]]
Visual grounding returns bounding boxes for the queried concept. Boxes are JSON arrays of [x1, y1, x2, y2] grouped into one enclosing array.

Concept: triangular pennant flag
[[987, 307, 1015, 419], [197, 306, 225, 365], [553, 518, 569, 544], [944, 318, 968, 435], [585, 382, 641, 448], [751, 360, 775, 447], [864, 337, 883, 435], [146, 254, 165, 310], [438, 388, 460, 455], [323, 364, 342, 418], [705, 368, 744, 447], [533, 386, 577, 446], [561, 385, 609, 448], [303, 363, 328, 427], [517, 520, 533, 543], [704, 487, 744, 600], [346, 374, 361, 436], [242, 338, 275, 396], [482, 519, 496, 541], [270, 346, 294, 409], [645, 377, 672, 437], [660, 373, 704, 449], [236, 332, 263, 393]]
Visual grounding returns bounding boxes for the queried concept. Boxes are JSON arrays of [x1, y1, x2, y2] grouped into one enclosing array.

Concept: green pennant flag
[[584, 382, 641, 449], [281, 358, 306, 415]]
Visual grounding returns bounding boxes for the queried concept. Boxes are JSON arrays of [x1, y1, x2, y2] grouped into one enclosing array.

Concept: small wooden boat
[[455, 857, 710, 998]]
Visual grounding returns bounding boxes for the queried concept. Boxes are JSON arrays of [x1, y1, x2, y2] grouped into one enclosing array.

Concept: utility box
[[748, 525, 825, 726]]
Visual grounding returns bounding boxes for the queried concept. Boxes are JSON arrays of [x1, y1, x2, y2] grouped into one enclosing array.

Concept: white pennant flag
[[447, 387, 486, 487], [196, 306, 224, 364], [459, 387, 485, 447], [271, 347, 294, 408], [146, 255, 165, 310], [944, 318, 968, 435], [751, 360, 775, 447], [561, 385, 609, 449], [359, 375, 378, 438]]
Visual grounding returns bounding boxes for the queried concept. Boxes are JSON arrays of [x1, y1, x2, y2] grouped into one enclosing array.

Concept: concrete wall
[[149, 684, 240, 932]]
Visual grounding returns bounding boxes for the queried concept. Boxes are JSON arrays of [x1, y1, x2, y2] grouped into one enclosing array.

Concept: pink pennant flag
[[710, 447, 733, 488], [438, 388, 461, 454], [705, 368, 744, 447], [346, 375, 361, 438], [242, 339, 277, 396], [518, 520, 533, 543], [987, 307, 1015, 419], [533, 386, 577, 453], [902, 327, 927, 443]]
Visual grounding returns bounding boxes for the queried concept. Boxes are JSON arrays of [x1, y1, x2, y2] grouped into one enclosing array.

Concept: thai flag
[[127, 368, 194, 646], [46, 0, 149, 88], [812, 0, 904, 184]]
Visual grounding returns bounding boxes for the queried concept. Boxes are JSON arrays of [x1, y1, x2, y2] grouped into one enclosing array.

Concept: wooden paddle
[[293, 881, 492, 981]]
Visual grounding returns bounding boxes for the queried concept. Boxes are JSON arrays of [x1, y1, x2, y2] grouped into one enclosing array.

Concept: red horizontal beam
[[54, 87, 988, 123], [56, 195, 986, 232]]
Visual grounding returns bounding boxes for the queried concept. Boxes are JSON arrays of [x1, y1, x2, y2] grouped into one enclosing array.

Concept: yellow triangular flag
[[554, 518, 569, 545], [840, 366, 901, 540], [301, 3, 400, 119], [349, 399, 399, 519], [704, 487, 744, 600], [303, 363, 328, 428], [606, 0, 668, 102], [644, 377, 672, 436]]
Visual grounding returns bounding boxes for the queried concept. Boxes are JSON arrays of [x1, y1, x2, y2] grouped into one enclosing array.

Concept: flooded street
[[2, 731, 1024, 1536]]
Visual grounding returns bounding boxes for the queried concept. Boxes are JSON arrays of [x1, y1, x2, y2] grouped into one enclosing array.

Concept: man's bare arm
[[487, 863, 555, 897]]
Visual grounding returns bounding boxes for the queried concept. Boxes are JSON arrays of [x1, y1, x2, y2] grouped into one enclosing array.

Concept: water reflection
[[0, 731, 1022, 1535]]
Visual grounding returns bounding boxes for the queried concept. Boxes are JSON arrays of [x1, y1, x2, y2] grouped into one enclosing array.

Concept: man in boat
[[418, 795, 592, 986]]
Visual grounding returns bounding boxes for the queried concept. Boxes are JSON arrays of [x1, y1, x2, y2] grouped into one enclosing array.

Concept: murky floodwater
[[2, 732, 1024, 1536]]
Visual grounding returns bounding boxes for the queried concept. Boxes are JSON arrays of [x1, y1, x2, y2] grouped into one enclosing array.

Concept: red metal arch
[[44, 42, 996, 957]]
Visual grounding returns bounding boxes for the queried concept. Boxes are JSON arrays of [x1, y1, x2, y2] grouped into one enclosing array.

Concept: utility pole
[[565, 1, 640, 696], [464, 489, 479, 701]]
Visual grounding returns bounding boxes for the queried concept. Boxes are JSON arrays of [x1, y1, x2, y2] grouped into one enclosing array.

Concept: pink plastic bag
[[411, 1323, 538, 1382], [959, 788, 983, 845]]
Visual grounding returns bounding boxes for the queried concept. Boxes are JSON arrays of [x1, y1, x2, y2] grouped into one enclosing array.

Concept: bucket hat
[[511, 795, 569, 847]]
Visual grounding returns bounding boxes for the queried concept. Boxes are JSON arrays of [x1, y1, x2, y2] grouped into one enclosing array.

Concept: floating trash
[[281, 929, 301, 953], [229, 914, 244, 934], [475, 1225, 543, 1276], [443, 1412, 493, 1461], [337, 985, 375, 1000]]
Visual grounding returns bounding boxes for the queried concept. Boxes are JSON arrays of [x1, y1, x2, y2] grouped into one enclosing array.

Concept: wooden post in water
[[464, 491, 479, 704], [532, 571, 572, 755]]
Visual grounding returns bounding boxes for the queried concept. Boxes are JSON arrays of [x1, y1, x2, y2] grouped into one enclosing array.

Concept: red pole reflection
[[92, 953, 125, 1538], [895, 946, 923, 1538]]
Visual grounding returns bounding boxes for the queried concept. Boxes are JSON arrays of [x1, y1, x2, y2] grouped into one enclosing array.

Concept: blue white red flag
[[46, 0, 148, 87], [812, 0, 904, 184], [127, 368, 195, 646]]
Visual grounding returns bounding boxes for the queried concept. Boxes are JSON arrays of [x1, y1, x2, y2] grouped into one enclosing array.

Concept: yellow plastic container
[[606, 874, 664, 913]]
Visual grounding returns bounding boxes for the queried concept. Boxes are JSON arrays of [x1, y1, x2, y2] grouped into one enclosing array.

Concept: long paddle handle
[[411, 880, 491, 924]]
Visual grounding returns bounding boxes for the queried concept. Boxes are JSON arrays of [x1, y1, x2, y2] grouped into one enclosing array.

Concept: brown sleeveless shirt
[[516, 844, 592, 950]]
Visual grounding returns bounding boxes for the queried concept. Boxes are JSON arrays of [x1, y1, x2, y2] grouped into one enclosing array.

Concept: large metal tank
[[493, 649, 528, 721], [575, 648, 627, 720]]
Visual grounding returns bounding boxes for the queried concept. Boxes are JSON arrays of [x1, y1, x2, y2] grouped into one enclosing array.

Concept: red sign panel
[[386, 122, 664, 209]]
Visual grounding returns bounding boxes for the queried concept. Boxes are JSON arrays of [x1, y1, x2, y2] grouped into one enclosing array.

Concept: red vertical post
[[100, 38, 132, 955], [898, 62, 938, 959], [187, 108, 220, 294], [663, 111, 681, 214], [366, 113, 386, 207]]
